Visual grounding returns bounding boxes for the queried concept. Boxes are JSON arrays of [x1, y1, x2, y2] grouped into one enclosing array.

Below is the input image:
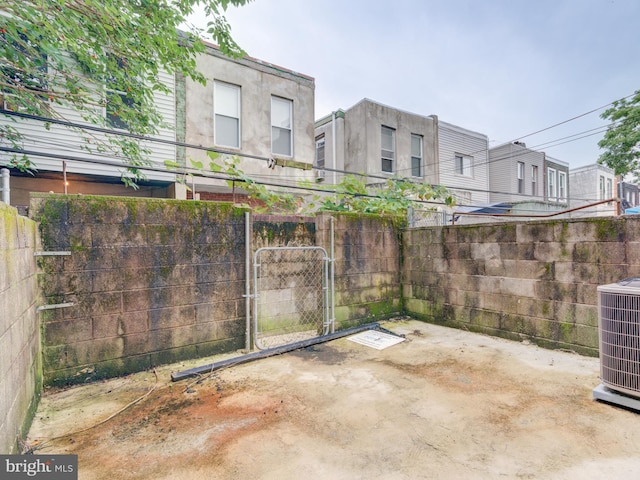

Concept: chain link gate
[[253, 246, 334, 350]]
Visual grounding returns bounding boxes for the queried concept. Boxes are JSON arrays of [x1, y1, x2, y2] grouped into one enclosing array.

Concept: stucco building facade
[[182, 44, 316, 200]]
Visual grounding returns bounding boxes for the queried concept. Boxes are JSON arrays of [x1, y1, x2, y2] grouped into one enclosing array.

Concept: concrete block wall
[[30, 194, 248, 385], [0, 202, 41, 453], [317, 213, 402, 327], [403, 217, 640, 356]]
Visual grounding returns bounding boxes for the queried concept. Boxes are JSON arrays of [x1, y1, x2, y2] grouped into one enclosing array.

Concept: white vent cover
[[597, 279, 640, 398]]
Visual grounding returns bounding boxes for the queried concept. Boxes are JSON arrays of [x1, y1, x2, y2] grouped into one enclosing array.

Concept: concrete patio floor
[[27, 319, 640, 479]]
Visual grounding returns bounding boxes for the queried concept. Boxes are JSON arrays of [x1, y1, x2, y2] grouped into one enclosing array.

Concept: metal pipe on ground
[[171, 322, 392, 382]]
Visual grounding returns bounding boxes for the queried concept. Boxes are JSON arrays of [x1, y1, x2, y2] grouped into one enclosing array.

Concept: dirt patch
[[27, 320, 640, 479]]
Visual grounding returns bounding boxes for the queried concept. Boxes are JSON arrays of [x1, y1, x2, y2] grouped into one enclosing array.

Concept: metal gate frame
[[252, 246, 334, 350]]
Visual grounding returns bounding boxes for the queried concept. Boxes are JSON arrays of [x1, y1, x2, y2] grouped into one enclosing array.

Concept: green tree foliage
[[0, 0, 250, 184], [169, 153, 455, 218], [598, 90, 640, 178], [304, 174, 455, 221]]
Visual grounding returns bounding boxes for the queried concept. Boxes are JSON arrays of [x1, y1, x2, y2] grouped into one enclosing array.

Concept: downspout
[[332, 111, 337, 185], [330, 216, 335, 333], [245, 211, 252, 352], [617, 175, 623, 215], [63, 161, 68, 194], [431, 114, 439, 183], [1, 168, 9, 204]]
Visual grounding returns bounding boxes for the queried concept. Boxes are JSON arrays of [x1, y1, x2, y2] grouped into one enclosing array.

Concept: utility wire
[[1, 103, 629, 207], [3, 143, 607, 208], [393, 91, 636, 177]]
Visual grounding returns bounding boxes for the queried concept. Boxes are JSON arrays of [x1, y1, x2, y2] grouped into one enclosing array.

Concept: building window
[[106, 92, 134, 130], [106, 56, 136, 130], [606, 177, 613, 200], [214, 81, 241, 148], [455, 154, 472, 177], [548, 167, 557, 200], [411, 134, 422, 177], [531, 165, 538, 196], [517, 162, 525, 194], [0, 32, 48, 112], [599, 175, 605, 200], [558, 171, 567, 202], [271, 96, 293, 156], [381, 126, 395, 173], [315, 135, 325, 169]]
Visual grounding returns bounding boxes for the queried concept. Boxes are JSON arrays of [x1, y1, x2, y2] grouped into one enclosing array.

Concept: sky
[[187, 0, 640, 170]]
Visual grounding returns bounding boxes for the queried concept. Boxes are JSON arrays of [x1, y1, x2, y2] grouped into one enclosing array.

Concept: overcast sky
[[188, 0, 639, 169]]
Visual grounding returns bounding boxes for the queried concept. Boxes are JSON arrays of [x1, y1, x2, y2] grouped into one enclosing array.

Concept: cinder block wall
[[253, 214, 316, 249], [30, 194, 248, 385], [403, 217, 640, 356], [0, 202, 42, 453], [317, 213, 402, 327]]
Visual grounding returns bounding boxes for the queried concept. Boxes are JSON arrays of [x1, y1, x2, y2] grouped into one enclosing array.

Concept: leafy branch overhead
[[167, 153, 454, 217], [598, 90, 640, 179], [304, 174, 455, 218], [0, 0, 251, 182]]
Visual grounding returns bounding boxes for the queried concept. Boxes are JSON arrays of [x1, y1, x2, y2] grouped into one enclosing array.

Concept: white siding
[[438, 121, 490, 206], [0, 69, 176, 182], [488, 143, 544, 203], [569, 164, 616, 216]]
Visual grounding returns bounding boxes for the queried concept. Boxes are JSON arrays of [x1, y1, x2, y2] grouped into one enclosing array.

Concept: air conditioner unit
[[315, 169, 326, 182], [593, 278, 640, 410]]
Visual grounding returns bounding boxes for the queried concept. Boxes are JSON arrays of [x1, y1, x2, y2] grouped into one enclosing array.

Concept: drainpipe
[[332, 111, 337, 185], [1, 168, 9, 204], [245, 211, 252, 352], [63, 161, 68, 194]]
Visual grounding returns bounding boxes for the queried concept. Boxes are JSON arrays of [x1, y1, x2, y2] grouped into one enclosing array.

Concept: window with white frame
[[599, 175, 605, 200], [531, 165, 538, 196], [606, 177, 613, 200], [271, 96, 293, 156], [547, 167, 557, 200], [455, 154, 472, 177], [517, 162, 525, 194], [411, 134, 422, 177], [381, 126, 395, 173], [214, 81, 241, 148], [558, 171, 567, 202]]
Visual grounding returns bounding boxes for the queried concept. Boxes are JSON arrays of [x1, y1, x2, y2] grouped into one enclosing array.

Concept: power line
[[393, 91, 635, 178], [0, 145, 458, 208], [1, 105, 630, 207], [511, 93, 635, 142], [3, 142, 609, 209]]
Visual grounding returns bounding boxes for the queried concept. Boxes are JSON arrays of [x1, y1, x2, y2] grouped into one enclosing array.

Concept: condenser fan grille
[[598, 289, 640, 397]]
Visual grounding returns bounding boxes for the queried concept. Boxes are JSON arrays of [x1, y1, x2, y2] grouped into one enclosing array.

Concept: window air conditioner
[[594, 278, 640, 410]]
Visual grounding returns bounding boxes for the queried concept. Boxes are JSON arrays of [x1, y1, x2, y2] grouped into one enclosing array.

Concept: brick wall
[[0, 202, 41, 453], [30, 194, 248, 385], [403, 217, 640, 356]]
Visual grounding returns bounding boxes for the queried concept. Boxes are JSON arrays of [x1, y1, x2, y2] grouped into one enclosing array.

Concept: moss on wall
[[402, 216, 630, 357], [31, 194, 248, 386]]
